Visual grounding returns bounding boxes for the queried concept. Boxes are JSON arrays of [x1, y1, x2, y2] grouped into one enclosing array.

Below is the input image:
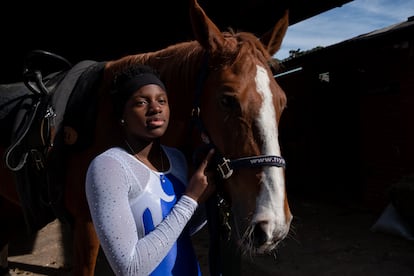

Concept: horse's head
[[189, 0, 291, 255]]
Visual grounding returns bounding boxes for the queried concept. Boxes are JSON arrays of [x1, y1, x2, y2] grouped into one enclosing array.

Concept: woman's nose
[[149, 101, 162, 112]]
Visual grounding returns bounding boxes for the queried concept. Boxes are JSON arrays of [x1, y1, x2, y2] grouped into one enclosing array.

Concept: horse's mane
[[106, 28, 278, 78], [107, 42, 202, 76], [104, 41, 205, 94]]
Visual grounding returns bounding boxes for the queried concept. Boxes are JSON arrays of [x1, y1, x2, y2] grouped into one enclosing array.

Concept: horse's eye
[[220, 95, 238, 109]]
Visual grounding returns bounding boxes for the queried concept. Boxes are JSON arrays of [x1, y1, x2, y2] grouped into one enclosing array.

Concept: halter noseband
[[192, 52, 286, 180], [216, 155, 286, 179]]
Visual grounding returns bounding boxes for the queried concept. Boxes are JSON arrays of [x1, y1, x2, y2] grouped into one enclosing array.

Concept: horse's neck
[[144, 45, 203, 94]]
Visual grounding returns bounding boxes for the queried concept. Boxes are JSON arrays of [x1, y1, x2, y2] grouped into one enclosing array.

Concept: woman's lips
[[147, 118, 164, 127]]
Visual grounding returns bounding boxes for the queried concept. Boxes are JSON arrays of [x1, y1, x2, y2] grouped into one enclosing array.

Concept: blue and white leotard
[[85, 146, 205, 275]]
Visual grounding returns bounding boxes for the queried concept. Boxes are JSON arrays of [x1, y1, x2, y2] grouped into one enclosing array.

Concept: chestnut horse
[[0, 0, 292, 274]]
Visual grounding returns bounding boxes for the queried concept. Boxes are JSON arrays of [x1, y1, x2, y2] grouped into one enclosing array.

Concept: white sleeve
[[85, 154, 198, 276]]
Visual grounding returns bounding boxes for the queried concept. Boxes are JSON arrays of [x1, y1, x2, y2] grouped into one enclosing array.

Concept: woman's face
[[122, 84, 170, 141]]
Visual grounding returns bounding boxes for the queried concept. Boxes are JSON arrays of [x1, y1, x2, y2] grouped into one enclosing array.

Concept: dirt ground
[[5, 196, 414, 276]]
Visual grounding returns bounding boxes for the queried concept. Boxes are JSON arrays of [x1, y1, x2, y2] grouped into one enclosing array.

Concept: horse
[[0, 0, 292, 275]]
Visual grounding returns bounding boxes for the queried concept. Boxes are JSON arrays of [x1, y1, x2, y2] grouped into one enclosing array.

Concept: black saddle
[[1, 50, 104, 232]]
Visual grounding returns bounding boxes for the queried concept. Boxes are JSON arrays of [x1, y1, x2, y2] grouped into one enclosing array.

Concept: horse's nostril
[[253, 222, 268, 246]]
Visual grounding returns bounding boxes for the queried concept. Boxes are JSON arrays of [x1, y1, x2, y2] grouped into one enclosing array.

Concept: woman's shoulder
[[96, 146, 127, 156], [90, 147, 129, 164]]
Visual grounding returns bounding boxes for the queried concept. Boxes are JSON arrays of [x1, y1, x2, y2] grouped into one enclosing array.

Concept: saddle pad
[[63, 61, 107, 150]]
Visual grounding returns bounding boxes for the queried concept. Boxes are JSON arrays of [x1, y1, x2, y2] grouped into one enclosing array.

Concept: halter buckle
[[217, 158, 233, 179]]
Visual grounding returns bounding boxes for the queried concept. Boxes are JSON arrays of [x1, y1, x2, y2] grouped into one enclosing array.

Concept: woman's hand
[[185, 148, 215, 203]]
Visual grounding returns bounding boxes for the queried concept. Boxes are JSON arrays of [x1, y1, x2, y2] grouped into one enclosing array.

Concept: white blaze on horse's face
[[252, 65, 291, 251]]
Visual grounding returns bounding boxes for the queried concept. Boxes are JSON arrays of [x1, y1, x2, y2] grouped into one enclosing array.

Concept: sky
[[275, 0, 414, 60]]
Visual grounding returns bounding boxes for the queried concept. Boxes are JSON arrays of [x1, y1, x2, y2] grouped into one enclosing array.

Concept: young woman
[[85, 64, 215, 275]]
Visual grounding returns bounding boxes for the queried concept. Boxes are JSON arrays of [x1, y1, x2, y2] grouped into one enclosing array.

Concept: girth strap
[[4, 98, 42, 171]]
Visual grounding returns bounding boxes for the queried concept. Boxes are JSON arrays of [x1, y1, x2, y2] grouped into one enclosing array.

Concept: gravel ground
[[5, 197, 414, 276]]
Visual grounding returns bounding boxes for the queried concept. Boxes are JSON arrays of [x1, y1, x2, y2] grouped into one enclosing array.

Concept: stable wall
[[277, 18, 414, 212]]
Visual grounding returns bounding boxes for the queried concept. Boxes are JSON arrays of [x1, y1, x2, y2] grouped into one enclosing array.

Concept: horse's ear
[[260, 10, 289, 56], [189, 0, 225, 53]]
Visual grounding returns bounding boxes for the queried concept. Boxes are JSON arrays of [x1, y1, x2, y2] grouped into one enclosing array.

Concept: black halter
[[191, 52, 286, 180]]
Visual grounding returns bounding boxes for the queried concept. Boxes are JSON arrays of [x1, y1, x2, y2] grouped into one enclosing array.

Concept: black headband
[[117, 72, 166, 96]]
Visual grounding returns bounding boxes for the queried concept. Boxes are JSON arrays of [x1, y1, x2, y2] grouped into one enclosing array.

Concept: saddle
[[2, 50, 105, 233]]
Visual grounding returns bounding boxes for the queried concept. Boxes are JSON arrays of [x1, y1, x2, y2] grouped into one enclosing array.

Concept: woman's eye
[[136, 100, 148, 106]]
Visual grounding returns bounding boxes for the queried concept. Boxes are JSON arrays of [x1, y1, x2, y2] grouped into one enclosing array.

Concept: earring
[[120, 119, 125, 125]]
